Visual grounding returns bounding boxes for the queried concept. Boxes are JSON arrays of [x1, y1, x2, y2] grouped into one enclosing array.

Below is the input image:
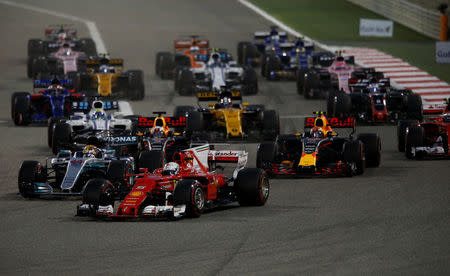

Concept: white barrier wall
[[347, 0, 441, 40]]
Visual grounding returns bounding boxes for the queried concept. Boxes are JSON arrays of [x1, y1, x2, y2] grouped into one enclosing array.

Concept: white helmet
[[162, 162, 179, 175]]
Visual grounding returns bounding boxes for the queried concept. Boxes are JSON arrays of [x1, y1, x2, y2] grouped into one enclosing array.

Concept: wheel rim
[[194, 187, 204, 209], [260, 177, 269, 200]]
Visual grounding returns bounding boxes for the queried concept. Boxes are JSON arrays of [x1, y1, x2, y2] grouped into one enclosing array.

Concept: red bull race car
[[77, 144, 269, 219], [256, 112, 381, 177]]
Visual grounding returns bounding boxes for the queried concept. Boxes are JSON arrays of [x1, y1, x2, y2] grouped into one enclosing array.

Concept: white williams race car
[[49, 100, 136, 154], [176, 48, 258, 95]]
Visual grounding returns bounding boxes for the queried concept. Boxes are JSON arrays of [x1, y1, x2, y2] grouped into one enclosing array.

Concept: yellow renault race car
[[72, 55, 145, 100], [179, 89, 279, 141]]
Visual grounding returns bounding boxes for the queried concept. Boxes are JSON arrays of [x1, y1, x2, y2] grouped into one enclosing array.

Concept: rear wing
[[197, 91, 242, 101], [304, 116, 356, 129], [86, 58, 124, 68], [45, 25, 77, 39], [33, 79, 73, 89], [71, 101, 119, 112], [254, 31, 288, 40], [174, 39, 209, 49], [137, 116, 187, 127], [349, 78, 391, 87]]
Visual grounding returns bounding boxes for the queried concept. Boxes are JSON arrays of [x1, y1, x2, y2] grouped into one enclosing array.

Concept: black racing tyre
[[397, 120, 419, 152], [264, 54, 281, 80], [52, 123, 72, 155], [18, 160, 43, 198], [234, 168, 269, 206], [11, 92, 30, 121], [256, 141, 276, 169], [47, 117, 65, 147], [82, 178, 115, 206], [27, 39, 44, 57], [106, 160, 128, 188], [405, 126, 424, 159], [127, 70, 145, 100], [238, 42, 258, 65], [303, 72, 317, 99], [173, 179, 205, 218], [357, 133, 381, 167], [174, 105, 195, 118], [328, 92, 351, 117], [155, 51, 170, 76], [296, 69, 308, 94], [11, 92, 31, 126], [343, 140, 365, 175], [27, 57, 35, 78], [406, 93, 423, 121], [187, 111, 204, 133], [178, 69, 194, 95], [31, 57, 47, 79], [160, 52, 175, 79], [78, 38, 97, 56], [262, 110, 280, 140], [138, 150, 164, 173], [242, 67, 258, 95], [260, 53, 267, 77]]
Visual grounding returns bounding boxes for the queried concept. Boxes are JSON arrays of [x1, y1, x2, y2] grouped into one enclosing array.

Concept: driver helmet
[[162, 162, 179, 175], [58, 32, 68, 41], [190, 46, 200, 54], [211, 53, 220, 65], [151, 126, 166, 138], [92, 110, 106, 120], [62, 43, 71, 56], [82, 145, 99, 158], [310, 127, 324, 138], [368, 85, 379, 93], [335, 56, 346, 69], [220, 97, 232, 108], [271, 35, 280, 43]]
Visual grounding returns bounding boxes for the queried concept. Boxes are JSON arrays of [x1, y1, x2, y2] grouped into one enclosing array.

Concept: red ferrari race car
[[397, 98, 450, 159], [76, 144, 269, 219]]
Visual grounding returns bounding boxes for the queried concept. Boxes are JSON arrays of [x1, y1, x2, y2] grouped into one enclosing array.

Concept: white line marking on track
[[0, 0, 107, 53]]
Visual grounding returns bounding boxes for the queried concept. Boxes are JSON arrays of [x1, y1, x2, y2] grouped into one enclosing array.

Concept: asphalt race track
[[0, 1, 449, 275]]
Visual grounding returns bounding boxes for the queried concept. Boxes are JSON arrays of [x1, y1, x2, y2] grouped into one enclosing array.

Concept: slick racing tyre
[[397, 120, 419, 152], [178, 69, 194, 96], [52, 123, 72, 155], [327, 92, 351, 117], [127, 70, 145, 100], [138, 150, 164, 173], [296, 69, 308, 95], [27, 39, 45, 57], [47, 117, 65, 147], [357, 133, 381, 167], [406, 93, 423, 121], [264, 54, 281, 80], [237, 42, 258, 66], [343, 140, 365, 175], [262, 110, 280, 140], [78, 38, 97, 56], [242, 67, 258, 95], [186, 111, 204, 134], [256, 141, 276, 169], [174, 105, 195, 118], [11, 92, 31, 126], [405, 126, 424, 159], [234, 168, 269, 206], [18, 161, 43, 198], [83, 178, 115, 206], [173, 179, 205, 218]]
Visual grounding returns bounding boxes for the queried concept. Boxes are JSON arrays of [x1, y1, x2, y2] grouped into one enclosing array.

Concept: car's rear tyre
[[343, 140, 365, 175], [262, 110, 280, 140], [178, 69, 194, 95], [242, 67, 258, 95], [187, 111, 204, 134], [127, 70, 145, 100], [234, 168, 269, 206], [238, 42, 258, 66], [47, 117, 65, 147], [52, 123, 72, 155], [405, 126, 424, 159], [256, 142, 276, 169], [82, 178, 115, 206], [357, 133, 381, 167], [173, 179, 205, 218], [18, 160, 43, 198], [78, 38, 97, 56], [406, 93, 423, 121], [265, 54, 281, 80], [174, 105, 195, 118], [138, 150, 164, 173], [159, 52, 175, 79], [397, 120, 419, 152], [328, 92, 352, 117], [296, 69, 307, 94], [11, 92, 31, 126], [27, 39, 44, 57], [106, 160, 128, 188]]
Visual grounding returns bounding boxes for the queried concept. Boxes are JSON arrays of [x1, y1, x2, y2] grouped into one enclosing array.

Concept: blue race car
[[11, 78, 85, 125], [237, 26, 316, 80]]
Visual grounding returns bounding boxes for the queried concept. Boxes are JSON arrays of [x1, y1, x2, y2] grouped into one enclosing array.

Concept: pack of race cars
[[13, 25, 449, 221]]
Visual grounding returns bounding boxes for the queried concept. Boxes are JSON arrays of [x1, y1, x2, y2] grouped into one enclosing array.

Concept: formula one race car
[[397, 98, 450, 159], [18, 145, 135, 198], [77, 144, 269, 219], [175, 48, 258, 95], [28, 24, 96, 58], [257, 112, 381, 177], [10, 78, 85, 125], [237, 26, 315, 80], [28, 42, 90, 79], [73, 55, 145, 100], [155, 36, 210, 79], [49, 100, 135, 154], [182, 90, 279, 141], [327, 77, 423, 123], [297, 53, 378, 99]]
